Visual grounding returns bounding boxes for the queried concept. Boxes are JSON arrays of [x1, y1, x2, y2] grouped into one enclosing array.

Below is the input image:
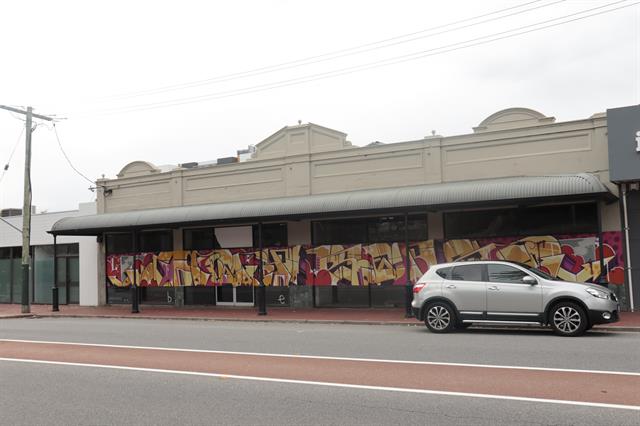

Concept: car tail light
[[413, 283, 427, 294]]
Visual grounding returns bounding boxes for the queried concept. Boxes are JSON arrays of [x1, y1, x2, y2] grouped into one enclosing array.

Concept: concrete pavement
[[1, 303, 639, 331]]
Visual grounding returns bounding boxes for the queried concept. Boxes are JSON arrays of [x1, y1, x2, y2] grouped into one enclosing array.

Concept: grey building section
[[607, 105, 640, 182], [625, 189, 640, 311], [607, 105, 640, 311]]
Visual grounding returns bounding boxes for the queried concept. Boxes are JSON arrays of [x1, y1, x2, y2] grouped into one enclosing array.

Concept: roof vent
[[180, 162, 199, 169]]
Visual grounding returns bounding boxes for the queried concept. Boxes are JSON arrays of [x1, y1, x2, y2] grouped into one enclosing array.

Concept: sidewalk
[[1, 303, 639, 331]]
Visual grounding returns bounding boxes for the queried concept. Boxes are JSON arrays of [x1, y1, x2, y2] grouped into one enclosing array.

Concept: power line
[[0, 126, 25, 185], [52, 123, 95, 186], [98, 0, 557, 101], [83, 0, 637, 116]]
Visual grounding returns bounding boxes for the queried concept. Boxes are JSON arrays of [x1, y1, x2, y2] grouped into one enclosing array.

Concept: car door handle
[[487, 286, 499, 291], [445, 284, 456, 289]]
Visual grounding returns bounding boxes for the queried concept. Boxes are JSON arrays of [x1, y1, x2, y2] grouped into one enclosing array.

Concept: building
[[49, 107, 638, 311], [0, 203, 99, 305], [606, 105, 640, 312]]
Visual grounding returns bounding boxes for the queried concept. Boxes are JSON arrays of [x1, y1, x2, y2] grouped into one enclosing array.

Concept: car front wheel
[[424, 302, 456, 333], [550, 302, 588, 336]]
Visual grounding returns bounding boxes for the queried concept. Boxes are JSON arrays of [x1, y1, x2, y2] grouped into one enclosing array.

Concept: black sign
[[607, 105, 640, 182]]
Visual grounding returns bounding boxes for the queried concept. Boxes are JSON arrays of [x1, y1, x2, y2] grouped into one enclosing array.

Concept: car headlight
[[585, 288, 609, 299]]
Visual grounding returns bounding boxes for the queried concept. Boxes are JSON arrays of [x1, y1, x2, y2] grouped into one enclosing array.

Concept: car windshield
[[511, 262, 560, 281]]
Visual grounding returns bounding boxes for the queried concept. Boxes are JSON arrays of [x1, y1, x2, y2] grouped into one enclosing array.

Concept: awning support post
[[596, 201, 608, 287], [257, 222, 267, 315], [131, 230, 139, 313], [52, 234, 59, 311], [404, 213, 413, 318]]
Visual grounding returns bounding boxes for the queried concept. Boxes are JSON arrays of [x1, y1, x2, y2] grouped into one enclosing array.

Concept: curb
[[14, 313, 640, 331], [30, 314, 418, 327], [0, 314, 35, 320]]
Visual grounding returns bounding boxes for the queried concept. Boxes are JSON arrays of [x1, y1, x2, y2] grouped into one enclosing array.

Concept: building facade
[[1, 203, 99, 305], [50, 107, 637, 311]]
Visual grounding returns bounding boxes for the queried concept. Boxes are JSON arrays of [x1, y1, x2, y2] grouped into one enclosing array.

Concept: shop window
[[312, 215, 427, 245], [33, 246, 54, 303], [444, 203, 597, 239], [312, 219, 368, 245], [184, 228, 220, 250], [0, 248, 10, 259], [368, 215, 427, 242], [252, 223, 287, 247], [137, 230, 173, 252], [106, 233, 133, 254], [0, 249, 11, 303]]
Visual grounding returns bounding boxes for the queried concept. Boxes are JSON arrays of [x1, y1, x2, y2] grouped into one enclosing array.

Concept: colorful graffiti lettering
[[443, 233, 624, 285], [106, 233, 624, 287], [106, 241, 437, 288]]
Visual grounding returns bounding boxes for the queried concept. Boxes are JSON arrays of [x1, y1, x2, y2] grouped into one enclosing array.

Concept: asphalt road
[[1, 317, 639, 425]]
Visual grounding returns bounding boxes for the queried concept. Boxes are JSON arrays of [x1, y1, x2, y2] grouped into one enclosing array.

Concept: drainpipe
[[596, 201, 607, 286], [404, 213, 413, 318], [131, 230, 139, 313], [257, 222, 267, 315], [621, 184, 635, 311]]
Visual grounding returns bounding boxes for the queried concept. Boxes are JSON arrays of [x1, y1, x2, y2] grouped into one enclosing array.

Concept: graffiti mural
[[106, 241, 437, 288], [443, 234, 624, 285], [106, 233, 624, 288]]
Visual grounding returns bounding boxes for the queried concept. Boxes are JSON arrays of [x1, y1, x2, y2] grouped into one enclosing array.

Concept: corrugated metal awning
[[50, 174, 613, 235]]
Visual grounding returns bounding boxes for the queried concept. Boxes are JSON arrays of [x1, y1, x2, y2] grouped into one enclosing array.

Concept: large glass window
[[444, 203, 597, 239], [252, 223, 287, 247], [312, 215, 428, 245], [0, 248, 11, 303], [34, 246, 55, 303], [368, 215, 428, 243], [184, 228, 220, 250], [106, 233, 133, 254], [312, 219, 368, 245], [138, 230, 173, 252], [451, 264, 484, 282], [33, 244, 79, 304], [11, 247, 23, 303], [487, 264, 529, 284]]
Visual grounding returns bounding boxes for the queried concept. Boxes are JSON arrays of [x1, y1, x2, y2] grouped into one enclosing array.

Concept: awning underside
[[50, 174, 613, 235]]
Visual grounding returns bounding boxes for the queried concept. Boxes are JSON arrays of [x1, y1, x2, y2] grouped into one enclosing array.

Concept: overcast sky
[[0, 0, 638, 212]]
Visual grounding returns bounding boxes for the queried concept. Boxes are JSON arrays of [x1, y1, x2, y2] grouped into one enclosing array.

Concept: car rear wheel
[[550, 302, 588, 337], [424, 302, 456, 333]]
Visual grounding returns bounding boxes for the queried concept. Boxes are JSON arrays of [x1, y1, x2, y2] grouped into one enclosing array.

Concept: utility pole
[[0, 105, 54, 313]]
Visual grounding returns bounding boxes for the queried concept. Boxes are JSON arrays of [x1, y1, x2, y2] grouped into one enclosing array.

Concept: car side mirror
[[522, 276, 537, 285]]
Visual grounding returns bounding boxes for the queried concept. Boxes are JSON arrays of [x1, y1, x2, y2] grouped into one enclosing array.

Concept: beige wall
[[98, 109, 618, 230]]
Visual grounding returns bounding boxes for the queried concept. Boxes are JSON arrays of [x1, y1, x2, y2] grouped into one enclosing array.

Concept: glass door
[[56, 257, 68, 304], [216, 285, 254, 306], [55, 255, 79, 304], [68, 257, 80, 304]]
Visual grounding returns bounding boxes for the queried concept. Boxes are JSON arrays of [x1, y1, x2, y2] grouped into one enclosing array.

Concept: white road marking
[[1, 338, 639, 377], [0, 357, 638, 411]]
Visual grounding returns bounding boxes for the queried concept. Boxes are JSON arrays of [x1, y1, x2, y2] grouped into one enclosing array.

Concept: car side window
[[436, 267, 452, 279], [450, 264, 483, 282], [488, 264, 529, 284]]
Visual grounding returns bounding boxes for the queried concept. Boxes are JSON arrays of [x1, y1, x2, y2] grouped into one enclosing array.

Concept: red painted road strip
[[1, 340, 638, 408]]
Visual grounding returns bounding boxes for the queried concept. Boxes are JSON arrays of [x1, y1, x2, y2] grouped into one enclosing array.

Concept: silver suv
[[411, 260, 619, 336]]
